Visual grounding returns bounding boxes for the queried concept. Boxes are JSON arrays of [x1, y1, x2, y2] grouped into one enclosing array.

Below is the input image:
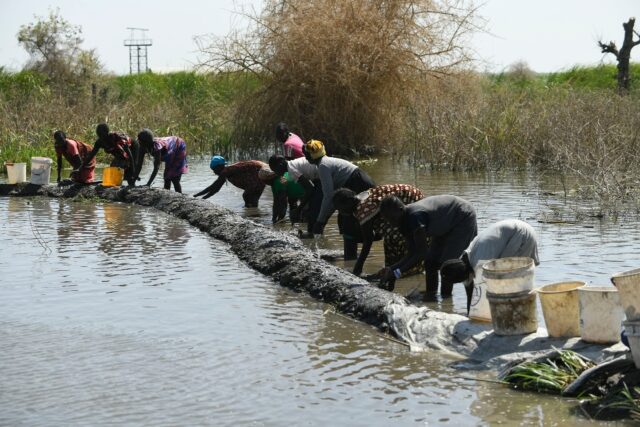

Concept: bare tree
[[197, 0, 482, 154], [598, 17, 640, 95]]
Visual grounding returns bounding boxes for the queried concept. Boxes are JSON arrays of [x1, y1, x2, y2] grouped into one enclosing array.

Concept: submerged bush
[[197, 0, 480, 154]]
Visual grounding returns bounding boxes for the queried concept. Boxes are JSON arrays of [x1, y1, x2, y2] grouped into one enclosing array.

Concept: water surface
[[1, 159, 637, 426]]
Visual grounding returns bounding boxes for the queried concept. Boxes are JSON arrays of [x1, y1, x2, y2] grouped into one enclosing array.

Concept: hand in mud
[[378, 267, 394, 282]]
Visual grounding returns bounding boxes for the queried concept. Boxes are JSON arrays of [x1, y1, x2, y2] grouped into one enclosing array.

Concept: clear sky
[[0, 0, 637, 75]]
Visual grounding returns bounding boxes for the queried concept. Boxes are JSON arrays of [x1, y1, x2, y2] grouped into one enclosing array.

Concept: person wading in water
[[136, 129, 188, 193], [332, 184, 425, 290], [193, 156, 267, 207], [378, 194, 477, 301]]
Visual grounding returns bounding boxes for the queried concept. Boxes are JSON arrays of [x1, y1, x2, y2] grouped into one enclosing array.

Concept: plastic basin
[[611, 268, 640, 320], [538, 281, 585, 337], [579, 286, 624, 344]]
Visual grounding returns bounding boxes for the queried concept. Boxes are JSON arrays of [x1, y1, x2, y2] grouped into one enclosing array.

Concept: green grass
[[0, 70, 261, 172], [489, 64, 640, 93]]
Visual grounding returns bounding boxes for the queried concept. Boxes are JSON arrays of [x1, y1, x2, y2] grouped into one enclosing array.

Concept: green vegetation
[[0, 69, 257, 169], [503, 350, 595, 393]]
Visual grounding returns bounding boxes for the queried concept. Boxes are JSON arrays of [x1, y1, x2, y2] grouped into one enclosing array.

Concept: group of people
[[54, 123, 188, 192], [54, 122, 540, 315]]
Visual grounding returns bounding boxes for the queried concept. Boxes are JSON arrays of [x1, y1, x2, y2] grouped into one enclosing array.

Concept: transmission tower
[[124, 28, 152, 74]]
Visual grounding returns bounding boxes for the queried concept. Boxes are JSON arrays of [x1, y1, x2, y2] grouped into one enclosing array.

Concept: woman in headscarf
[[305, 139, 375, 260], [136, 129, 188, 193], [333, 184, 425, 290], [53, 130, 96, 184]]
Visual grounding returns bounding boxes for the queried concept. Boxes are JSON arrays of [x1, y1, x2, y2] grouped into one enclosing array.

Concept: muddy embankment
[[1, 183, 626, 369]]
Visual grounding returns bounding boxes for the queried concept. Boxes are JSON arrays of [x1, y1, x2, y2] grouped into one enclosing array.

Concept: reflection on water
[[1, 159, 637, 425]]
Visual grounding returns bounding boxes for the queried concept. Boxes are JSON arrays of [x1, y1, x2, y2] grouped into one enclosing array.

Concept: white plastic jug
[[30, 157, 53, 185], [5, 162, 27, 184]]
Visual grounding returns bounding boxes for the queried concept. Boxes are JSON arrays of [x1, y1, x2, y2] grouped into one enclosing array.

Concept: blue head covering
[[210, 155, 226, 170]]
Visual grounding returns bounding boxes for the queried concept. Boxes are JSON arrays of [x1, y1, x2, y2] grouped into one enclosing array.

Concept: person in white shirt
[[440, 219, 540, 315]]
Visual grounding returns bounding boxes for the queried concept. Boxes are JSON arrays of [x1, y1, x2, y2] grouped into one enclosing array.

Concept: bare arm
[[123, 144, 134, 170], [353, 221, 374, 276], [81, 140, 101, 169], [272, 191, 288, 223], [194, 175, 226, 198], [56, 154, 63, 183], [145, 152, 162, 187]]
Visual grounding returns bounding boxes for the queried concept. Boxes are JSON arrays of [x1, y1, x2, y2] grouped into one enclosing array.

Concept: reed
[[0, 70, 254, 170]]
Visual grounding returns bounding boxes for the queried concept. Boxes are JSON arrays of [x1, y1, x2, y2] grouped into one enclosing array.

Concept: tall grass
[[2, 64, 640, 214], [398, 69, 640, 215], [0, 70, 256, 171]]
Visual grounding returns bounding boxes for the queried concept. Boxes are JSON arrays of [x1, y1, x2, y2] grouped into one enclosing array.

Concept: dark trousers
[[340, 168, 375, 259], [306, 180, 324, 233]]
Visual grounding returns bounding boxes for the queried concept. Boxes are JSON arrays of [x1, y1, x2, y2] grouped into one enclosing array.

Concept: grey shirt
[[317, 156, 358, 223], [465, 219, 540, 270]]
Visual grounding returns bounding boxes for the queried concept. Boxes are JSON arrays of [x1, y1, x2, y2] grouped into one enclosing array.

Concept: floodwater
[[1, 159, 638, 426]]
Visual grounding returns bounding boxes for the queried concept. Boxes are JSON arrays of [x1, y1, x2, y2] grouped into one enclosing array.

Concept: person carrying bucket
[[440, 219, 540, 315], [53, 130, 96, 184], [268, 154, 320, 234], [305, 139, 376, 260], [81, 123, 139, 186], [332, 184, 426, 289], [193, 156, 267, 207], [378, 195, 477, 301], [136, 129, 188, 193]]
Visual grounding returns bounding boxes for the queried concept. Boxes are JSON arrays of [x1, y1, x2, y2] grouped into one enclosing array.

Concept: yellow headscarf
[[305, 139, 326, 160]]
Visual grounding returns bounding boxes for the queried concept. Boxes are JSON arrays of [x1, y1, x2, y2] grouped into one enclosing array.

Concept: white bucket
[[468, 265, 491, 321], [482, 257, 535, 295], [30, 157, 53, 185], [538, 281, 585, 338], [611, 268, 640, 320], [579, 286, 624, 344], [623, 320, 640, 369], [5, 162, 27, 184]]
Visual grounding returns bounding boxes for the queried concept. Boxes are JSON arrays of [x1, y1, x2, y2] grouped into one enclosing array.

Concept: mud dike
[[1, 183, 625, 369]]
